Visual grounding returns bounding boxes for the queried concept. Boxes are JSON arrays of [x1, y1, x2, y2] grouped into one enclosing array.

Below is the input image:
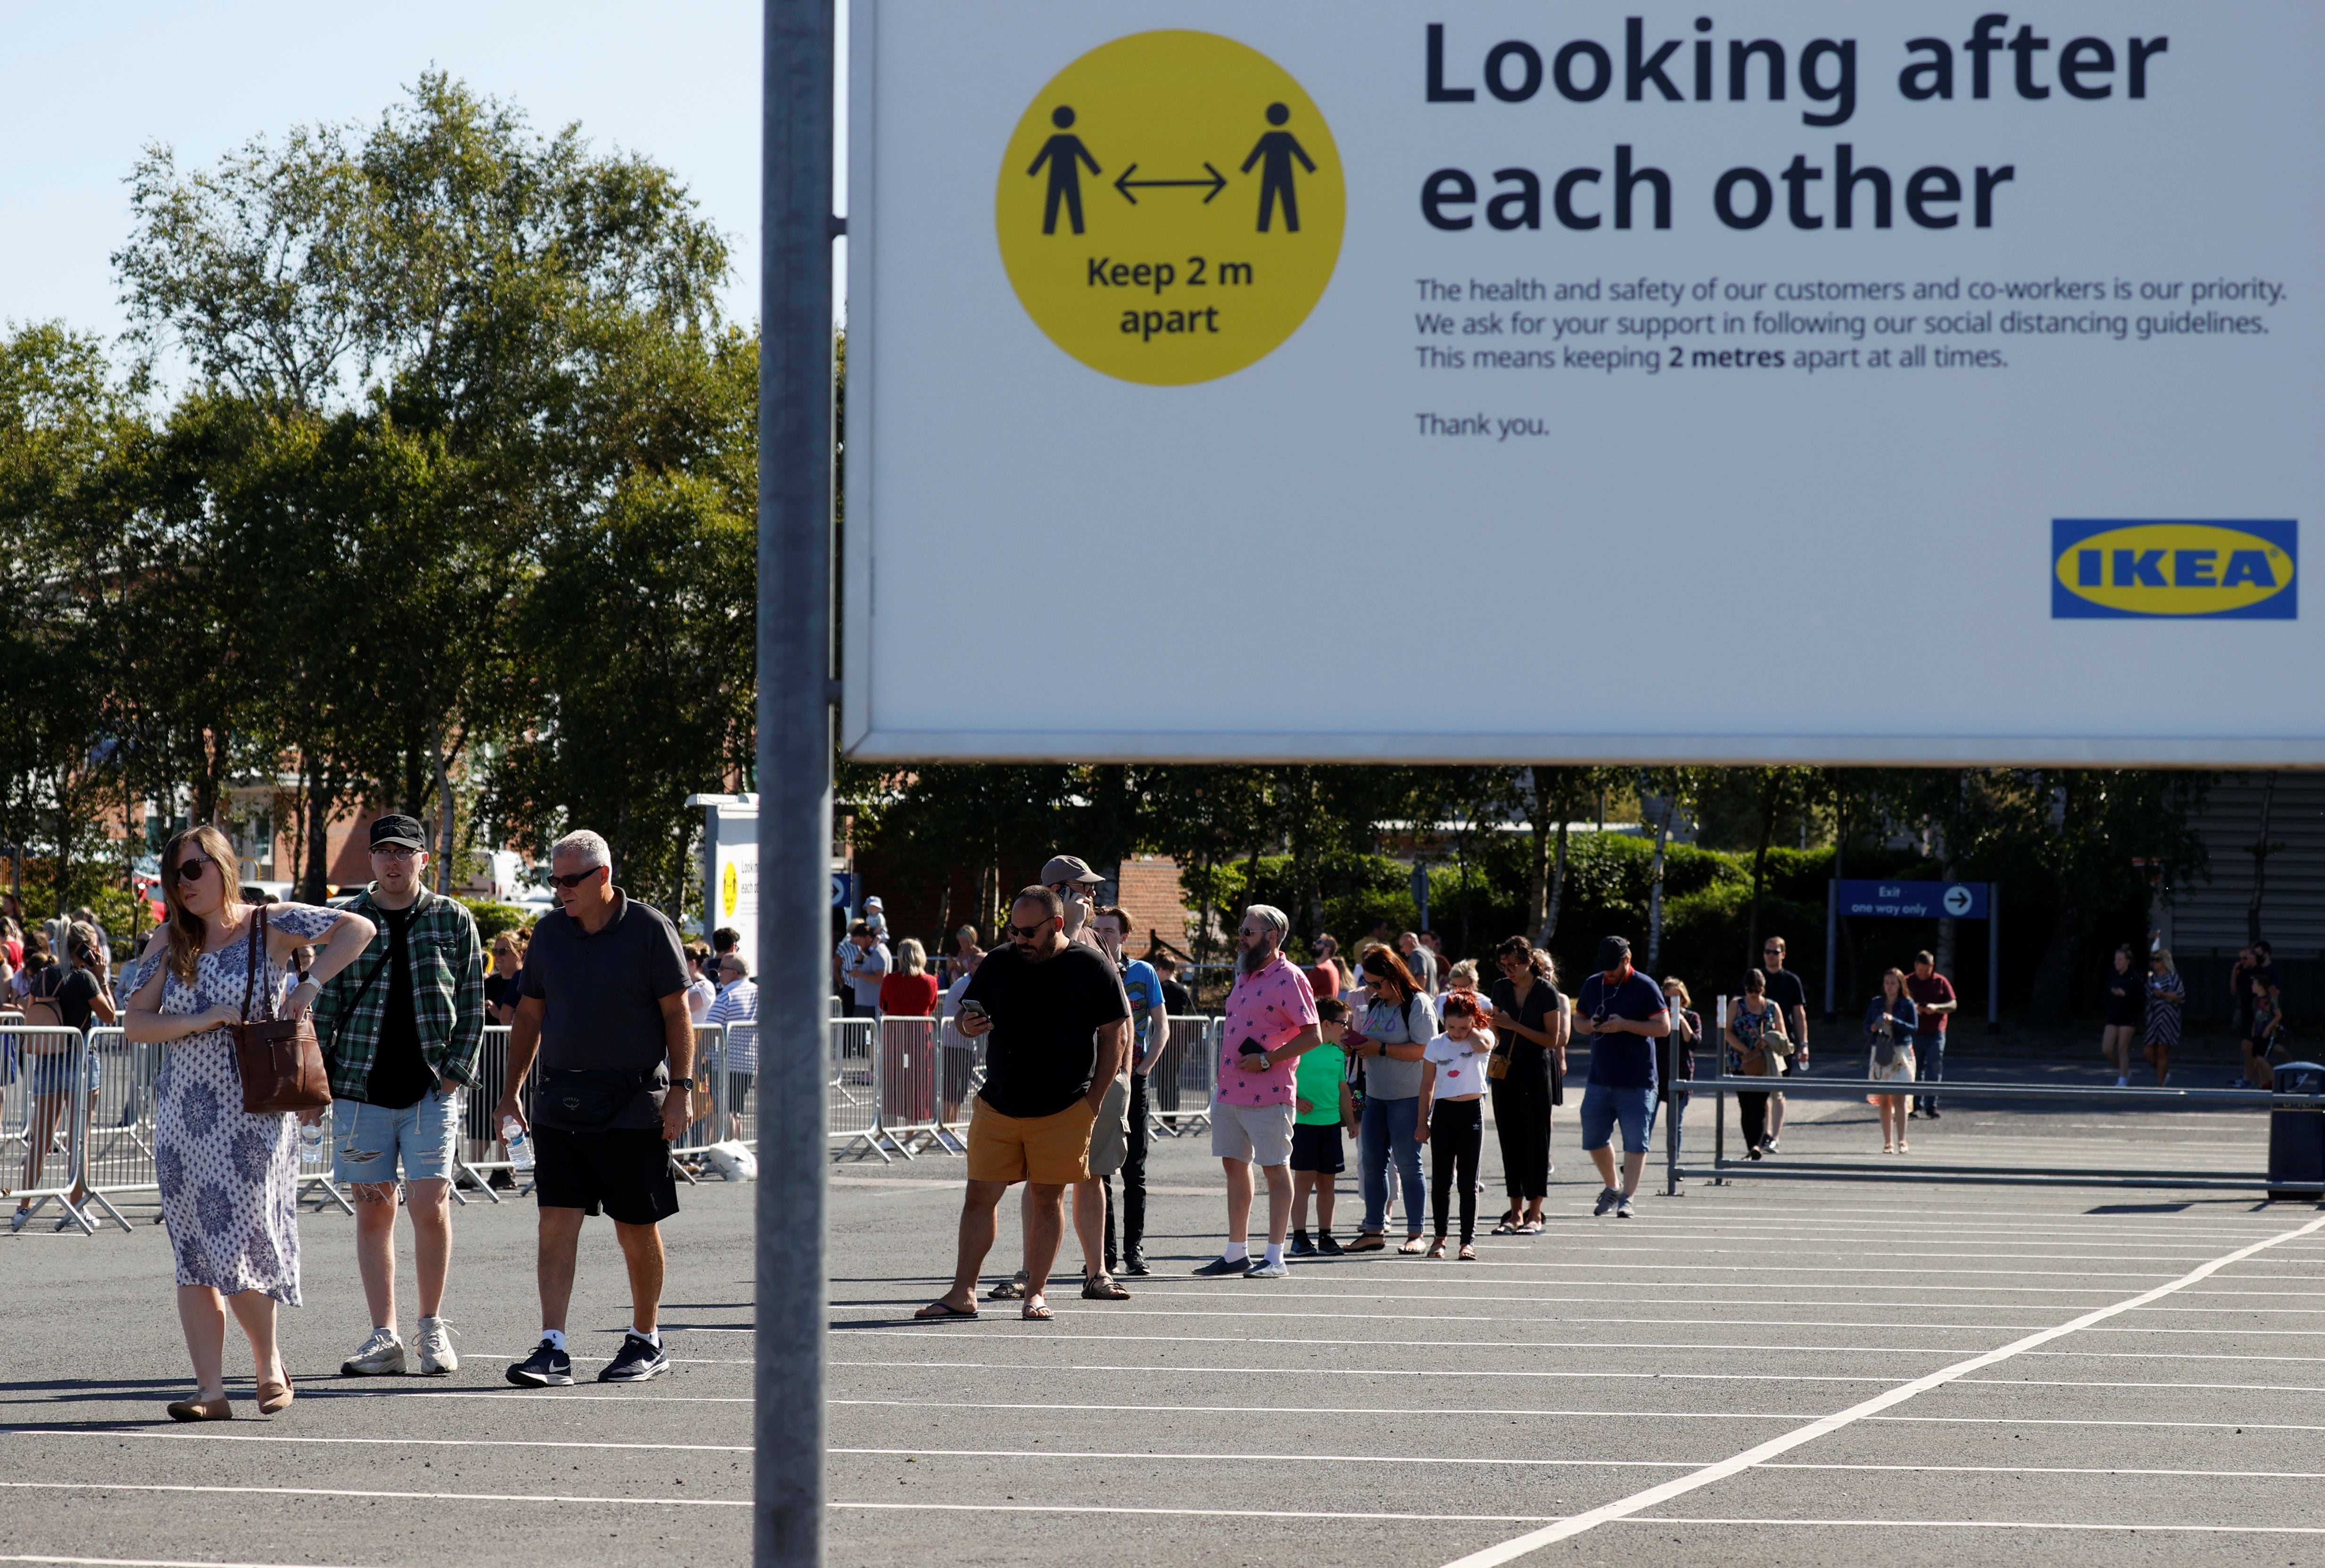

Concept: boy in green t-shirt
[[1289, 997, 1359, 1256]]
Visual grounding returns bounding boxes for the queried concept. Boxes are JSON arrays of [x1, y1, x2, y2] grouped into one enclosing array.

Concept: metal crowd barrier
[[1145, 1015, 1218, 1138], [453, 1024, 536, 1200], [78, 1025, 160, 1229], [1, 1024, 103, 1235]]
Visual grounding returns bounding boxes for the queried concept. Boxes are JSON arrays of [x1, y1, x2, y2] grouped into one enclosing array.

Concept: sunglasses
[[172, 857, 214, 884], [546, 869, 602, 889], [1005, 921, 1052, 940]]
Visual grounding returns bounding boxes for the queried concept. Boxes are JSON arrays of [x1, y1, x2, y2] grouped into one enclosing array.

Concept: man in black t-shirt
[[1759, 936, 1810, 1151], [916, 887, 1130, 1323]]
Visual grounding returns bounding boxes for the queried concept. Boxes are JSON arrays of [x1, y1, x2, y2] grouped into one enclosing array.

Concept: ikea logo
[[2052, 520, 2296, 620]]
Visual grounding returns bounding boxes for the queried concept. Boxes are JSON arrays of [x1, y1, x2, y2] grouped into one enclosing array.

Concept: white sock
[[628, 1324, 662, 1348], [541, 1329, 567, 1352], [1263, 1242, 1285, 1266], [1223, 1241, 1248, 1263]]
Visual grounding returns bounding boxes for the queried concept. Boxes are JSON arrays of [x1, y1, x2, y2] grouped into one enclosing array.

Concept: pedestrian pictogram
[[996, 31, 1344, 386]]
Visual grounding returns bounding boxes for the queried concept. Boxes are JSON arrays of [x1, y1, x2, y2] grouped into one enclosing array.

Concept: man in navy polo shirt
[[1575, 935, 1670, 1220]]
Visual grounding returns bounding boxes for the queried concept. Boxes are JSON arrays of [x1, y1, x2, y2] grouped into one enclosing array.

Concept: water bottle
[[503, 1116, 535, 1173], [298, 1119, 327, 1166]]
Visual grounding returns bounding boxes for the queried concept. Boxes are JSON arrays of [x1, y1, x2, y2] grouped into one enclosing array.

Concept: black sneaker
[[505, 1338, 573, 1387], [1925, 1108, 1942, 1120], [1288, 1231, 1317, 1257], [1318, 1232, 1344, 1255], [1192, 1255, 1252, 1277], [597, 1332, 670, 1383], [1120, 1251, 1151, 1277]]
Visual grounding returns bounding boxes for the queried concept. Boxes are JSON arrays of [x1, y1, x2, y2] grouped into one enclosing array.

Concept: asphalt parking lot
[[7, 1068, 2325, 1568]]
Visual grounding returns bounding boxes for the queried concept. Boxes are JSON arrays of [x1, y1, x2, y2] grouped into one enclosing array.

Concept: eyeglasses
[[546, 868, 602, 889], [1005, 922, 1051, 941], [371, 844, 420, 860], [172, 857, 214, 884]]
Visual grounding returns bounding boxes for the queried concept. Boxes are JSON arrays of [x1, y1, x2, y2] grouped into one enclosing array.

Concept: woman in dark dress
[[1487, 936, 1567, 1234]]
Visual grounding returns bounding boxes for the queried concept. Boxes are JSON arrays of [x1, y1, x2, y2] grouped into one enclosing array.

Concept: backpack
[[19, 966, 69, 1042]]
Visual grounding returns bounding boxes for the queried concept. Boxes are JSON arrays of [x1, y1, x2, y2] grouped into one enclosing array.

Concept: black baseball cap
[[370, 815, 429, 852], [1596, 936, 1632, 972]]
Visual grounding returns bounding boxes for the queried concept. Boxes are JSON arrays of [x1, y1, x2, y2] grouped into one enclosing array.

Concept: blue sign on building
[[1834, 879, 1988, 920]]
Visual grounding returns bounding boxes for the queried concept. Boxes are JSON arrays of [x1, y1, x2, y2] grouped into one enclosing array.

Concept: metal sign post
[[757, 1, 836, 1563]]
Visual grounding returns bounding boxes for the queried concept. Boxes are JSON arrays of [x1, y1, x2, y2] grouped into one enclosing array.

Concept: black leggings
[[1430, 1099, 1484, 1244], [1738, 1090, 1770, 1152]]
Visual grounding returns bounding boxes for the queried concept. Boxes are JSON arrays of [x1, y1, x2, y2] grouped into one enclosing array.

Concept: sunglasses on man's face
[[547, 869, 602, 889], [1005, 921, 1052, 941], [172, 857, 214, 884]]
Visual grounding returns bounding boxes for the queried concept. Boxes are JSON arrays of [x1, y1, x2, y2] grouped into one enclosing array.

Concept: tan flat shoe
[[256, 1377, 294, 1415], [166, 1396, 234, 1422]]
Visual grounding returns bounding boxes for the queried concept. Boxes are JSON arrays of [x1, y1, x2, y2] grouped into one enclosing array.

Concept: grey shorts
[[1210, 1099, 1295, 1167], [1086, 1071, 1132, 1177]]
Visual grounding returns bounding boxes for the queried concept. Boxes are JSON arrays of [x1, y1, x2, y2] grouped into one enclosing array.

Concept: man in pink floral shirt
[[1195, 905, 1321, 1281]]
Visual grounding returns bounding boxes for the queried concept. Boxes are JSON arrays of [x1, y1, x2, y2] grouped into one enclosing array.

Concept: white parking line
[[835, 1502, 1559, 1523], [1765, 1462, 2325, 1479], [0, 1558, 375, 1568], [836, 1331, 1971, 1355], [1619, 1517, 2325, 1535], [833, 1358, 1901, 1385], [0, 1481, 742, 1508], [1437, 1210, 2325, 1567], [16, 1430, 748, 1453], [834, 1446, 1696, 1468], [832, 1398, 1804, 1420]]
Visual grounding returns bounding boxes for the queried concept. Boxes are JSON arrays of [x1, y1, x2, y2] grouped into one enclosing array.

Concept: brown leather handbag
[[230, 912, 333, 1115]]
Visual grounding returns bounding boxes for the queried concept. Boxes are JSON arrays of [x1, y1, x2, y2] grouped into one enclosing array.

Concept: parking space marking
[[833, 1398, 1807, 1420], [836, 1331, 1978, 1356], [0, 1481, 744, 1508], [0, 1557, 376, 1568], [1872, 1415, 2325, 1432], [1438, 1211, 2325, 1567], [1765, 1461, 2325, 1478], [851, 1307, 2124, 1332], [17, 1431, 749, 1454], [834, 1502, 1561, 1523], [833, 1358, 1902, 1385], [1619, 1517, 2325, 1535]]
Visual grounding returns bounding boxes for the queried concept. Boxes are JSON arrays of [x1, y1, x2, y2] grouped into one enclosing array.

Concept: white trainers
[[340, 1327, 407, 1376], [416, 1316, 459, 1375]]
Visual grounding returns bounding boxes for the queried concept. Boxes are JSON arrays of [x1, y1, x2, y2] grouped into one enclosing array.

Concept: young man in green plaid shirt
[[312, 814, 487, 1379]]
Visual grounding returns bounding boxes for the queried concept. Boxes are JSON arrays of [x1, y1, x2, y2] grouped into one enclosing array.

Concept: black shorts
[[533, 1126, 680, 1225], [1289, 1123, 1346, 1174]]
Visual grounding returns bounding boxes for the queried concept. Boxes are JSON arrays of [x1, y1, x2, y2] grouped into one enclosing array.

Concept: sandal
[[1081, 1272, 1131, 1301], [1343, 1232, 1386, 1253], [1020, 1300, 1055, 1322], [1458, 1243, 1477, 1261], [914, 1299, 980, 1321], [1897, 1140, 1910, 1153], [1490, 1214, 1520, 1235], [986, 1273, 1026, 1301], [1424, 1239, 1447, 1260], [1882, 1142, 1895, 1155], [1397, 1236, 1426, 1255]]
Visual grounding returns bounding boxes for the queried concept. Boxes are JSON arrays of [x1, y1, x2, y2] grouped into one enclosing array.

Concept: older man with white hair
[[1194, 904, 1322, 1280]]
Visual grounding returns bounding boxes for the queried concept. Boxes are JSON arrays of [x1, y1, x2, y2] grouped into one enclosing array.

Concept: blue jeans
[[1915, 1031, 1945, 1108], [1359, 1095, 1424, 1236], [1580, 1083, 1653, 1154], [333, 1088, 463, 1184]]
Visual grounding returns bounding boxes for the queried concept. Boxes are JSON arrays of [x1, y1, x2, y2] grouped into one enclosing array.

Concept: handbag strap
[[239, 911, 277, 1025]]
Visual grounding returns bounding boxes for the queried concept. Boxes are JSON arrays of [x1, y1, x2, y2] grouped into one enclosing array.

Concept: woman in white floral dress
[[124, 825, 375, 1421]]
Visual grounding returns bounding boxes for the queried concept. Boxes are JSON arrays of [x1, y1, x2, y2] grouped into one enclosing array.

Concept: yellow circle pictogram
[[997, 31, 1344, 386]]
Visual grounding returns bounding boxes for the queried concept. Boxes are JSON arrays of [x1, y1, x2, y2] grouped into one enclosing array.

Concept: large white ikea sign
[[842, 2, 2321, 765]]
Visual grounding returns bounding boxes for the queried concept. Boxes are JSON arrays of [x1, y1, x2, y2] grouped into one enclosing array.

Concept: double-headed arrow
[[1113, 161, 1227, 205]]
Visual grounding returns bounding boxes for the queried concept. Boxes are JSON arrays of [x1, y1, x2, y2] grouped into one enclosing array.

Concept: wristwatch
[[668, 1076, 695, 1090]]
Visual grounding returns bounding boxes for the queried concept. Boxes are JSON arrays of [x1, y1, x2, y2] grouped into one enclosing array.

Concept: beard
[[1238, 938, 1277, 976]]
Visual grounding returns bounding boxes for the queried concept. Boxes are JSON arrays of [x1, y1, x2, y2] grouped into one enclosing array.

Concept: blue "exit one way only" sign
[[1835, 879, 1989, 920]]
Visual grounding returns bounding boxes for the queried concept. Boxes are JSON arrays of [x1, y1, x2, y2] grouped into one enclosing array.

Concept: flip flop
[[1397, 1236, 1426, 1255], [1343, 1233, 1387, 1253], [913, 1300, 979, 1321], [1021, 1301, 1055, 1322]]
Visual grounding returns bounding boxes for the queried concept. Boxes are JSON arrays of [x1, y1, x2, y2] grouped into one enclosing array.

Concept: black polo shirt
[[519, 889, 689, 1130]]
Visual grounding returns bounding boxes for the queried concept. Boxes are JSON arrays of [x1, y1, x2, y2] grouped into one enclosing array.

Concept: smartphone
[[959, 1000, 989, 1023]]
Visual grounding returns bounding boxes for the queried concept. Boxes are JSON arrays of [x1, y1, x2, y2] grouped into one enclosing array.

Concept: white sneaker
[[416, 1316, 459, 1375], [340, 1327, 407, 1376]]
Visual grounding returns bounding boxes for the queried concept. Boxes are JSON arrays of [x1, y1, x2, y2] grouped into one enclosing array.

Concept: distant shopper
[[879, 937, 941, 1018], [1659, 977, 1699, 1172], [1905, 950, 1956, 1120], [1863, 968, 1919, 1155], [1307, 935, 1344, 1009], [837, 920, 890, 1019], [683, 944, 717, 1023], [915, 887, 1130, 1323], [1758, 936, 1809, 1150], [1487, 936, 1566, 1234], [706, 953, 759, 1120], [10, 921, 115, 1233], [1574, 936, 1669, 1219], [2143, 949, 2182, 1087], [2101, 945, 2141, 1088], [1416, 993, 1493, 1259], [485, 932, 528, 1026], [947, 925, 985, 987], [2247, 970, 2286, 1084], [497, 829, 696, 1387], [1194, 905, 1321, 1280], [1724, 969, 1782, 1158], [1400, 931, 1440, 995], [312, 815, 488, 1379], [1344, 945, 1435, 1254]]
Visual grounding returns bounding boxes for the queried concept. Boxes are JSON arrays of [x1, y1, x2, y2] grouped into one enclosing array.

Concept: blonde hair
[[160, 825, 245, 986], [2151, 948, 2175, 973], [898, 936, 927, 975], [1447, 958, 1481, 990]]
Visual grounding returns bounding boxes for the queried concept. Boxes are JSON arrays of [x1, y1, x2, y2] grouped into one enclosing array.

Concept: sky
[[0, 2, 848, 363]]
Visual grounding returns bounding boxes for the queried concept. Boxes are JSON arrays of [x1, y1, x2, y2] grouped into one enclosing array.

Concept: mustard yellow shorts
[[966, 1096, 1098, 1185]]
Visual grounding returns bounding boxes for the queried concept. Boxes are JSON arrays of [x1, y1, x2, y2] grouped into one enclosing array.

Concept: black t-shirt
[[1487, 975, 1565, 1094], [2102, 967, 2142, 1026], [55, 968, 103, 1033], [1160, 978, 1194, 1016], [485, 970, 519, 1018], [364, 904, 435, 1110], [1762, 967, 1808, 1024], [961, 941, 1131, 1119]]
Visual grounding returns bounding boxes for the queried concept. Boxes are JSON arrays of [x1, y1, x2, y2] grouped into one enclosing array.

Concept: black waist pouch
[[538, 1067, 648, 1128]]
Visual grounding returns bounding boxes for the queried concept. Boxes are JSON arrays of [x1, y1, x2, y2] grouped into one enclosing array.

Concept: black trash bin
[[2266, 1061, 2325, 1202]]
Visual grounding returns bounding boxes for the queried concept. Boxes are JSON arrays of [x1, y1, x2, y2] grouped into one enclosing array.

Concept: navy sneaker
[[1287, 1231, 1317, 1257], [1192, 1255, 1252, 1277], [505, 1338, 573, 1387], [597, 1332, 671, 1383], [1593, 1187, 1620, 1217]]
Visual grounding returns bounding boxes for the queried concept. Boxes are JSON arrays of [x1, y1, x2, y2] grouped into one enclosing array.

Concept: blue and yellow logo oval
[[2052, 520, 2297, 620]]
